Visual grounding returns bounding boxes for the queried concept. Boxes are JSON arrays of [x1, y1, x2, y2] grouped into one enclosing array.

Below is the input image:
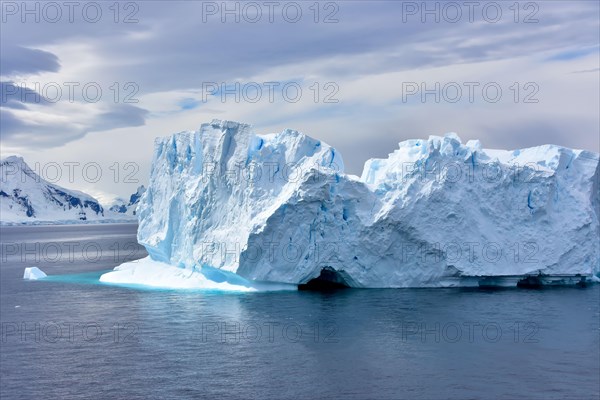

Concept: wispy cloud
[[1, 0, 598, 199]]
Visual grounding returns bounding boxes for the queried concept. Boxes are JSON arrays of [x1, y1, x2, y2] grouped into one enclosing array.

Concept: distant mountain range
[[0, 156, 144, 225], [108, 185, 146, 216]]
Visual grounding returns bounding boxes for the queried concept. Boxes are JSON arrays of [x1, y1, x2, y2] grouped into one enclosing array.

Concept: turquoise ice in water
[[1, 224, 599, 399]]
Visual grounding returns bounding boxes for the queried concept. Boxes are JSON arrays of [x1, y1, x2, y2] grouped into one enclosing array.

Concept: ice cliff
[[105, 120, 600, 288]]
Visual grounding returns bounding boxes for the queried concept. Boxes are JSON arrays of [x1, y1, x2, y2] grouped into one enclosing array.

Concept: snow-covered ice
[[109, 186, 146, 216], [101, 119, 599, 288], [0, 156, 138, 225], [99, 256, 295, 291]]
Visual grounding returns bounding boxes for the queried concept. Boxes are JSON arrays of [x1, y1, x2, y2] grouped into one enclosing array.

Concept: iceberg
[[23, 267, 47, 280], [101, 120, 600, 288]]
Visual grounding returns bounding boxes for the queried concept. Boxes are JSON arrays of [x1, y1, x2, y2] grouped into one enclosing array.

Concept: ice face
[[128, 119, 599, 288], [137, 120, 344, 268]]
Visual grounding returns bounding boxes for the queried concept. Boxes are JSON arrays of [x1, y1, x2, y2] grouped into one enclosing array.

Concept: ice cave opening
[[298, 267, 352, 290]]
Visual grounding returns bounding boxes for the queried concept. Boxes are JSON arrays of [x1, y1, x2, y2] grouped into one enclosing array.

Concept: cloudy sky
[[1, 0, 599, 204]]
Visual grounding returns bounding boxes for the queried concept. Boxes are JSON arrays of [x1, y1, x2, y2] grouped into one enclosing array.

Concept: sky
[[1, 0, 599, 204]]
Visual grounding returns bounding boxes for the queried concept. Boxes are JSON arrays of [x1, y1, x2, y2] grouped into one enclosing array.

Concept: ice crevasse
[[101, 120, 600, 289]]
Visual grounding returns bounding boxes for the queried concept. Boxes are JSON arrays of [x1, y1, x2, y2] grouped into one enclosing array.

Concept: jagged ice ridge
[[101, 120, 600, 289]]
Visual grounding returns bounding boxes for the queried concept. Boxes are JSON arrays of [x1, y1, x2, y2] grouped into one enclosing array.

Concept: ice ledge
[[99, 257, 296, 291], [203, 118, 251, 131]]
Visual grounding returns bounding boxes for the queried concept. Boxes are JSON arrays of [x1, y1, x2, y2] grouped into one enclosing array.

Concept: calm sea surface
[[1, 224, 598, 400]]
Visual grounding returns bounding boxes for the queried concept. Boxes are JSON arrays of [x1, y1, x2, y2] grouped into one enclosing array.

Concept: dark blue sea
[[1, 224, 598, 400]]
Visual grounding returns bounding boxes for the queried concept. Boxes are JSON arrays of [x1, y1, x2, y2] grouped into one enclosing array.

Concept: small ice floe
[[23, 267, 47, 280]]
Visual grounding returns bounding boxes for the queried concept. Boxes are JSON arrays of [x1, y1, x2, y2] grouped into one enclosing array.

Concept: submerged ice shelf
[[99, 119, 600, 289], [99, 257, 295, 291]]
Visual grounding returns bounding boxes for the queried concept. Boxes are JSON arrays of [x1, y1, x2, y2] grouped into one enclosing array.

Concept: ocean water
[[1, 224, 598, 400]]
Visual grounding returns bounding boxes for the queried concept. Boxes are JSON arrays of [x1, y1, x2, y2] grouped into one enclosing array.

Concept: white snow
[[100, 119, 599, 288], [23, 267, 47, 280], [109, 186, 146, 216], [0, 156, 138, 225]]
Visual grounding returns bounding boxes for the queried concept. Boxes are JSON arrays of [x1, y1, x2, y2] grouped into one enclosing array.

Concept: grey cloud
[[0, 108, 86, 147], [2, 2, 599, 91], [571, 68, 600, 74], [0, 109, 26, 135], [479, 120, 600, 153], [0, 45, 60, 76], [0, 104, 150, 148], [91, 104, 149, 132], [1, 0, 598, 158], [91, 1, 600, 88], [1, 81, 52, 109]]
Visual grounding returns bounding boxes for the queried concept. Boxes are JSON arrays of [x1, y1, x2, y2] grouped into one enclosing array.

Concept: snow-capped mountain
[[101, 120, 600, 289], [0, 156, 137, 225], [109, 185, 146, 216]]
